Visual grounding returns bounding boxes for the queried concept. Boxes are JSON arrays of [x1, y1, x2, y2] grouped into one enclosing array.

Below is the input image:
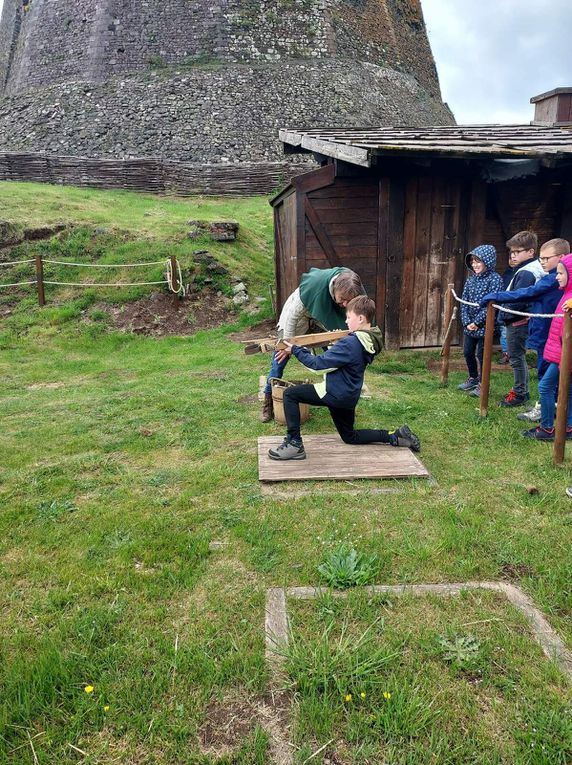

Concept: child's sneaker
[[268, 437, 306, 461], [499, 389, 530, 407], [457, 377, 479, 391], [566, 487, 572, 498], [498, 352, 510, 364], [389, 425, 421, 452], [522, 426, 555, 440], [469, 384, 481, 397], [516, 401, 541, 422]]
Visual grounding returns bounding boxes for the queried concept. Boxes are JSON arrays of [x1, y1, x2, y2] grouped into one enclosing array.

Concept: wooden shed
[[271, 123, 572, 348]]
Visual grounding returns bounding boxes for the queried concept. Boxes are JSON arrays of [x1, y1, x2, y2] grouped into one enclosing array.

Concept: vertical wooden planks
[[376, 177, 389, 340], [399, 177, 418, 347], [385, 176, 406, 349]]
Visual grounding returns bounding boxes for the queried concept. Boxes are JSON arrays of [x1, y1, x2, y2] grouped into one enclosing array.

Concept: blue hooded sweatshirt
[[478, 269, 561, 352], [460, 245, 503, 338]]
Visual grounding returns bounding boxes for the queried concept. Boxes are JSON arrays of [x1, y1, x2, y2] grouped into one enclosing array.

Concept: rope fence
[[443, 284, 572, 465], [0, 253, 185, 301]]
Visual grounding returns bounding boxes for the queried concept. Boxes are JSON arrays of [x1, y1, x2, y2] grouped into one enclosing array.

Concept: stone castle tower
[[0, 0, 453, 163]]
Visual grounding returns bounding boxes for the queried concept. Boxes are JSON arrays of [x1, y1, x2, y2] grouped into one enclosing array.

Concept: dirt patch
[[500, 562, 535, 581], [426, 358, 517, 374], [199, 698, 259, 756], [92, 288, 235, 336], [229, 318, 277, 343]]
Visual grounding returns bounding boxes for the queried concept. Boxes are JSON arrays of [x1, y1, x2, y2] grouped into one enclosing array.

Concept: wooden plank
[[311, 207, 379, 224], [385, 177, 406, 349], [399, 177, 418, 347], [376, 177, 389, 343], [258, 435, 429, 482], [424, 176, 447, 346], [409, 175, 432, 347], [304, 197, 340, 267]]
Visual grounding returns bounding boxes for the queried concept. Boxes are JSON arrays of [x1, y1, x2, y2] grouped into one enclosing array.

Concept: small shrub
[[318, 544, 378, 588]]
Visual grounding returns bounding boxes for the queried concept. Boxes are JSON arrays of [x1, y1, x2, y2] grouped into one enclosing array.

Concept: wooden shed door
[[398, 176, 470, 348]]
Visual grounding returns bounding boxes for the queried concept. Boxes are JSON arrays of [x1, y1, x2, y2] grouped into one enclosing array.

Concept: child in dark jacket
[[268, 296, 420, 460], [458, 245, 503, 397], [479, 238, 570, 422]]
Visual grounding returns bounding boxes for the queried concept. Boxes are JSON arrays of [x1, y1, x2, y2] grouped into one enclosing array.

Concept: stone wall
[[0, 60, 452, 163], [0, 0, 453, 167], [1, 0, 442, 97]]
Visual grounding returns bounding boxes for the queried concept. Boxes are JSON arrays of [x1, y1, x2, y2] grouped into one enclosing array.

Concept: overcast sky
[[1, 0, 570, 126], [421, 0, 571, 124]]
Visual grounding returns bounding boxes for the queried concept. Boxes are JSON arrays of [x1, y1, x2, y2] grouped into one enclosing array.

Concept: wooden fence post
[[440, 284, 455, 386], [169, 255, 180, 297], [35, 254, 45, 306], [553, 311, 572, 465], [479, 301, 496, 418]]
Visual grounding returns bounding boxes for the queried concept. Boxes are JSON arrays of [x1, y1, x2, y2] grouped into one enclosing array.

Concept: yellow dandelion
[[344, 693, 352, 702], [383, 691, 392, 700], [103, 705, 110, 712], [360, 692, 366, 699], [84, 685, 94, 694]]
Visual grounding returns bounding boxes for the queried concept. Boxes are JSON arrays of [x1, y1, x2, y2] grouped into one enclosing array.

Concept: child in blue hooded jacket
[[458, 245, 503, 396]]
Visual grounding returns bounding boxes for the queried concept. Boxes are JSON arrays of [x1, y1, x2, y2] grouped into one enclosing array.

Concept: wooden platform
[[258, 435, 429, 482]]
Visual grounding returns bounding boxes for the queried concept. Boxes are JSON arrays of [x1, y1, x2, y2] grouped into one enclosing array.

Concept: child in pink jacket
[[522, 253, 572, 440]]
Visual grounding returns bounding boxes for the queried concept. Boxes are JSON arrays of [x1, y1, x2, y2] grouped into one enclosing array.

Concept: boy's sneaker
[[457, 377, 479, 392], [522, 426, 555, 441], [469, 384, 481, 397], [268, 437, 306, 461], [566, 488, 572, 498], [390, 425, 421, 452], [499, 389, 530, 407], [516, 401, 541, 422]]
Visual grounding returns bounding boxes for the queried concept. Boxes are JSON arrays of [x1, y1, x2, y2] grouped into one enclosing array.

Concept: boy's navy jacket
[[291, 327, 383, 409], [460, 245, 503, 338], [479, 270, 560, 351], [494, 257, 545, 326]]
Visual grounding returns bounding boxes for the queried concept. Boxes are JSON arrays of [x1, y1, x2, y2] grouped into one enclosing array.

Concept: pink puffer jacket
[[543, 253, 572, 366]]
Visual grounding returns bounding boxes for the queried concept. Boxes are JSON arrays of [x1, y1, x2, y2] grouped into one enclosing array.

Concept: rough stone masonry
[[0, 0, 453, 165]]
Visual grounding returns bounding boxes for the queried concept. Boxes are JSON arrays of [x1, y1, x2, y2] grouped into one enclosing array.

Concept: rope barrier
[[0, 280, 37, 288], [166, 258, 185, 296], [0, 259, 35, 267], [450, 288, 564, 318], [43, 280, 168, 287], [42, 259, 167, 267]]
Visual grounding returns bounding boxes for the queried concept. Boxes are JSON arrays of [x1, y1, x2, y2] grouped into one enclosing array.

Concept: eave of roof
[[279, 125, 572, 168]]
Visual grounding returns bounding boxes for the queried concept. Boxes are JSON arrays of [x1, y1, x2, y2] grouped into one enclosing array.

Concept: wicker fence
[[0, 152, 310, 196]]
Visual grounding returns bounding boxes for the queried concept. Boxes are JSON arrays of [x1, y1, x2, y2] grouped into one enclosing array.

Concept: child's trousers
[[283, 384, 391, 445], [463, 334, 484, 380], [538, 363, 572, 429], [506, 322, 530, 397]]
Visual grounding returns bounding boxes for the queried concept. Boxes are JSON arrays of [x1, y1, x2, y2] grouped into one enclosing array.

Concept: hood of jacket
[[558, 253, 572, 298], [355, 326, 383, 356], [465, 244, 497, 273]]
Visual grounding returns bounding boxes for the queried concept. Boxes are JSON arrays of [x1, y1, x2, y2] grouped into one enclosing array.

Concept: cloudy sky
[[421, 0, 571, 124], [0, 0, 569, 126]]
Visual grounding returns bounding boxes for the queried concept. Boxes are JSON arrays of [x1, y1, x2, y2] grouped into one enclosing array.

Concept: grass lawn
[[0, 183, 571, 764]]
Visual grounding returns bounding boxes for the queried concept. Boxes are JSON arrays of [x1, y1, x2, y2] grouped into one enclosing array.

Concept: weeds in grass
[[37, 498, 78, 521], [438, 633, 482, 667], [318, 544, 378, 588], [280, 618, 398, 701]]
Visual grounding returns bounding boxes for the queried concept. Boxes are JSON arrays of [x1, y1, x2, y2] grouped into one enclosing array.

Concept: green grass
[[0, 182, 571, 763]]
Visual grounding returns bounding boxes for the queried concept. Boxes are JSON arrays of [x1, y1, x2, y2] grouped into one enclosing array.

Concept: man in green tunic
[[261, 267, 366, 422]]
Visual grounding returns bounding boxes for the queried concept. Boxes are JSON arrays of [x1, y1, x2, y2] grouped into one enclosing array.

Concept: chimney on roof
[[531, 88, 572, 126]]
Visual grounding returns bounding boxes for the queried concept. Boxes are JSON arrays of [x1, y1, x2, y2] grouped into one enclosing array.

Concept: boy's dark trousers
[[506, 321, 529, 397], [463, 334, 484, 379], [283, 384, 391, 445]]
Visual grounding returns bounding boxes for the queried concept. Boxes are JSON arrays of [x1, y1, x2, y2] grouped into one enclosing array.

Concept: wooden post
[[169, 255, 180, 297], [553, 311, 572, 465], [439, 284, 455, 385], [35, 254, 45, 306], [479, 301, 496, 418]]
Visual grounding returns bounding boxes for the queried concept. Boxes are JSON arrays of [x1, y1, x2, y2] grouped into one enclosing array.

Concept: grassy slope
[[0, 183, 571, 764]]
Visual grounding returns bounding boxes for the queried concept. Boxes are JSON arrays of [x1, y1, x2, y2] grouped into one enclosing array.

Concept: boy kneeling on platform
[[268, 296, 421, 461]]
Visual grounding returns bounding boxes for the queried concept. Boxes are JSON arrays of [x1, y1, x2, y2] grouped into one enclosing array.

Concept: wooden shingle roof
[[279, 125, 572, 167]]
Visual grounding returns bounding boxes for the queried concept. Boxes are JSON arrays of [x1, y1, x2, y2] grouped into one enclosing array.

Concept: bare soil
[[198, 698, 259, 756], [92, 288, 235, 336]]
